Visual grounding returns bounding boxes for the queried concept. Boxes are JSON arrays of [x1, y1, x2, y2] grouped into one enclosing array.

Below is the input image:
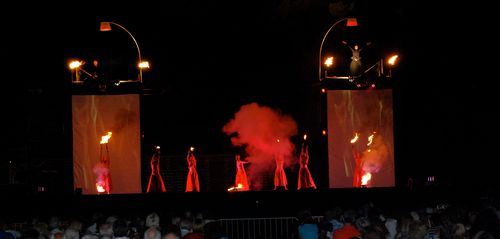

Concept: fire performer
[[274, 153, 288, 190], [146, 146, 167, 193], [350, 132, 363, 188], [298, 134, 316, 190], [234, 154, 249, 191], [94, 132, 112, 194], [185, 147, 200, 192]]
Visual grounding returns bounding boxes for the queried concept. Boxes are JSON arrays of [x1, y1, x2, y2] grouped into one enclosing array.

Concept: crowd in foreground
[[1, 199, 499, 239]]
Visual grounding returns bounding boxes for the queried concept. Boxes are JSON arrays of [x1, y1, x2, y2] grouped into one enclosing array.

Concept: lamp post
[[100, 21, 145, 83], [318, 18, 357, 82]]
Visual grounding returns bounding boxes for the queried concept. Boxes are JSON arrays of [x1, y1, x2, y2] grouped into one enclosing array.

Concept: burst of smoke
[[223, 103, 297, 189], [361, 134, 388, 173]]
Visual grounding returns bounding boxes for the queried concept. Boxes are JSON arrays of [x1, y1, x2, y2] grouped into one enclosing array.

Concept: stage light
[[347, 18, 358, 27]]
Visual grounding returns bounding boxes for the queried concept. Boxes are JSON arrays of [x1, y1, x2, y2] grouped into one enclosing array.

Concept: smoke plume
[[223, 103, 298, 189], [361, 133, 388, 173]]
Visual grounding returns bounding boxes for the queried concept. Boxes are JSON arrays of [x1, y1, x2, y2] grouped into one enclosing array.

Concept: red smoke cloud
[[223, 103, 297, 190]]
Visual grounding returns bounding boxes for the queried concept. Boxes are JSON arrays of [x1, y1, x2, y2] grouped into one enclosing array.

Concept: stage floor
[[2, 186, 497, 221]]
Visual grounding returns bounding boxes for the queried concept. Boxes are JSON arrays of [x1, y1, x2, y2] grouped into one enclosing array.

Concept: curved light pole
[[100, 21, 144, 83], [318, 18, 357, 82]]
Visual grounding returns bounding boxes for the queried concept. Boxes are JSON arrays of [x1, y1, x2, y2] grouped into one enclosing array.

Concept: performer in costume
[[273, 154, 288, 190], [298, 144, 316, 190], [185, 147, 200, 192], [95, 132, 112, 194], [234, 154, 249, 191], [147, 146, 167, 193]]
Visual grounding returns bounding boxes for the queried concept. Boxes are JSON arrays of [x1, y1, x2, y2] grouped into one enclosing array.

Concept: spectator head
[[143, 227, 160, 239], [112, 220, 129, 238], [99, 223, 113, 237], [343, 210, 357, 224], [146, 213, 160, 228]]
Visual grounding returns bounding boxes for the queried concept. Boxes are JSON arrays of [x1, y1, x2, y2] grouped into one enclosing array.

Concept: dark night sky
[[2, 1, 499, 189]]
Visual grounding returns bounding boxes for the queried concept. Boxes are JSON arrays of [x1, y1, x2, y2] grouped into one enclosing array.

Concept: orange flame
[[190, 146, 195, 152], [96, 183, 106, 193], [367, 133, 375, 146], [361, 172, 372, 186], [100, 132, 112, 144], [227, 183, 244, 192], [303, 134, 307, 141], [155, 145, 161, 150], [350, 133, 359, 144]]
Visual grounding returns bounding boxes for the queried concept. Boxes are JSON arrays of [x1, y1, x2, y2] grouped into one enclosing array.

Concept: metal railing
[[214, 217, 299, 239]]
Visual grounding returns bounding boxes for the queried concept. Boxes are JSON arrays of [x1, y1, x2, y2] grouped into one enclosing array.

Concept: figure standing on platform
[[342, 41, 371, 77], [298, 144, 316, 190], [234, 155, 249, 191], [147, 146, 167, 193], [185, 147, 200, 192], [274, 154, 288, 190]]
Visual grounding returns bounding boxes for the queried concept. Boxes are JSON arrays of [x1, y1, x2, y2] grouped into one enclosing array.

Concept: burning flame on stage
[[227, 183, 243, 192], [96, 183, 106, 193], [361, 172, 372, 186]]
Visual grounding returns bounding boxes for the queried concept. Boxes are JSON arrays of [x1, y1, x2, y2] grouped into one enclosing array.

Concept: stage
[[2, 185, 497, 222]]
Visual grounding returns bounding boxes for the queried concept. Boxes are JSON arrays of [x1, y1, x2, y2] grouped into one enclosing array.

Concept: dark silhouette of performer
[[342, 41, 371, 77], [147, 146, 167, 193]]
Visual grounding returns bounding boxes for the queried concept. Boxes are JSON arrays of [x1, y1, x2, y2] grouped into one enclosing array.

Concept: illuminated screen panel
[[72, 94, 141, 194], [327, 89, 394, 188]]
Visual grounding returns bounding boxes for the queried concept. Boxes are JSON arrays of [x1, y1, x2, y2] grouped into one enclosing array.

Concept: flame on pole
[[100, 132, 112, 144]]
